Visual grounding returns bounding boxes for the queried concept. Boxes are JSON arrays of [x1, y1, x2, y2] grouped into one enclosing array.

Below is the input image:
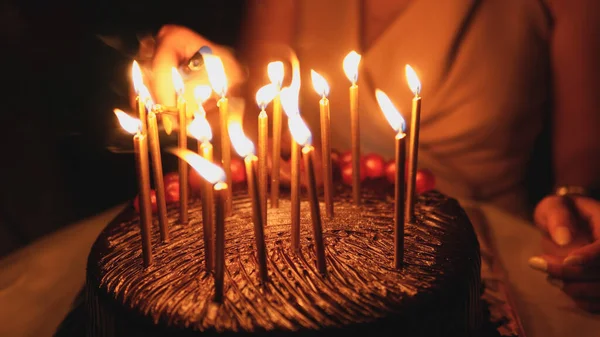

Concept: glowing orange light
[[280, 86, 300, 117], [136, 84, 154, 111], [405, 64, 421, 95], [131, 61, 143, 94], [255, 84, 278, 110], [342, 51, 361, 84], [169, 148, 226, 185], [194, 85, 212, 104], [268, 61, 284, 87], [188, 114, 213, 143], [228, 121, 255, 158], [171, 68, 185, 95], [114, 109, 141, 134], [203, 54, 228, 97], [289, 49, 301, 94], [375, 89, 405, 133], [288, 114, 312, 147], [310, 70, 330, 97]]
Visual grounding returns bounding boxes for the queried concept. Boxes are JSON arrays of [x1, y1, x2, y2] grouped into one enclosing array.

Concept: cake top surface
[[88, 187, 478, 334]]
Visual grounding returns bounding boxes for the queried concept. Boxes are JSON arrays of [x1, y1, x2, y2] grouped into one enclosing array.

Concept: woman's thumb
[[534, 196, 577, 246]]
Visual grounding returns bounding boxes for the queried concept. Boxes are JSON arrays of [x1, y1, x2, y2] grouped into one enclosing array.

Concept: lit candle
[[268, 61, 284, 208], [115, 109, 153, 267], [147, 106, 170, 242], [280, 52, 302, 251], [172, 68, 189, 224], [229, 122, 269, 283], [188, 114, 214, 272], [132, 67, 170, 242], [288, 113, 327, 275], [280, 87, 301, 251], [168, 148, 227, 302], [193, 84, 213, 151], [404, 65, 422, 223], [375, 90, 407, 268], [290, 138, 300, 251], [256, 84, 278, 222], [343, 51, 362, 205], [131, 61, 148, 135], [204, 54, 233, 215], [194, 85, 213, 119], [213, 181, 228, 302], [311, 70, 334, 218]]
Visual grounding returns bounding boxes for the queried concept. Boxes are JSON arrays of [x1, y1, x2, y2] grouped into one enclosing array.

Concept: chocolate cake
[[86, 186, 482, 337]]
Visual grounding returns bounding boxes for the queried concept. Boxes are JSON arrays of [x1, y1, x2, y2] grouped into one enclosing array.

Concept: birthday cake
[[85, 183, 482, 337]]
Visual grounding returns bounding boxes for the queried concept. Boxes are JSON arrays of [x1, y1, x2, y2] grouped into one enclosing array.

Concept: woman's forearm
[[550, 0, 600, 189]]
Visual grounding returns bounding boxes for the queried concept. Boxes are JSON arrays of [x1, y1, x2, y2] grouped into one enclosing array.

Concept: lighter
[[180, 45, 213, 78]]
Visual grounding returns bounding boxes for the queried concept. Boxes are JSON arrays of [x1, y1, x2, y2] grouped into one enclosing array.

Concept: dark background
[[0, 0, 554, 257], [0, 0, 245, 256]]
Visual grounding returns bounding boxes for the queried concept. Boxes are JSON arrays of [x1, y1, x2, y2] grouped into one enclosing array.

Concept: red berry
[[385, 160, 396, 184], [340, 162, 367, 186], [230, 157, 246, 184], [385, 160, 412, 185], [331, 149, 341, 168], [133, 190, 158, 214], [362, 153, 386, 179], [164, 172, 179, 185], [339, 150, 352, 167], [165, 178, 180, 203], [188, 170, 203, 195], [416, 168, 436, 193]]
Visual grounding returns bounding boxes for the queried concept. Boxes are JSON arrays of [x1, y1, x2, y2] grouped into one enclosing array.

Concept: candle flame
[[310, 70, 330, 97], [188, 114, 213, 143], [138, 84, 155, 111], [114, 109, 141, 134], [255, 83, 278, 110], [203, 54, 228, 97], [288, 114, 312, 147], [267, 61, 284, 87], [288, 48, 301, 95], [171, 68, 185, 95], [280, 86, 300, 117], [131, 61, 143, 94], [194, 85, 212, 104], [375, 89, 406, 133], [228, 121, 255, 158], [169, 148, 226, 185], [405, 64, 421, 95], [343, 51, 361, 84]]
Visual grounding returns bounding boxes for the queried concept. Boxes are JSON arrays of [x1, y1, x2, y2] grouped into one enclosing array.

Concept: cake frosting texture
[[86, 186, 481, 336]]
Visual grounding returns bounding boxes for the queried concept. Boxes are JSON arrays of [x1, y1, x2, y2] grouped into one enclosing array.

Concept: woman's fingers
[[534, 196, 578, 246], [529, 254, 600, 281], [152, 25, 211, 106], [566, 241, 600, 268], [561, 281, 600, 299], [547, 277, 600, 313]]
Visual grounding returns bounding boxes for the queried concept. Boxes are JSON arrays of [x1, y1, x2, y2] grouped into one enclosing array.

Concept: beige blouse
[[293, 0, 552, 215]]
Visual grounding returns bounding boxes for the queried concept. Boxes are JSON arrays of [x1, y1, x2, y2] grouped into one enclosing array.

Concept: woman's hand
[[131, 25, 245, 123], [529, 195, 600, 312]]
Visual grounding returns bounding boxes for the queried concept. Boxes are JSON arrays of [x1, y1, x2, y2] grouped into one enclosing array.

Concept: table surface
[[0, 201, 599, 337]]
